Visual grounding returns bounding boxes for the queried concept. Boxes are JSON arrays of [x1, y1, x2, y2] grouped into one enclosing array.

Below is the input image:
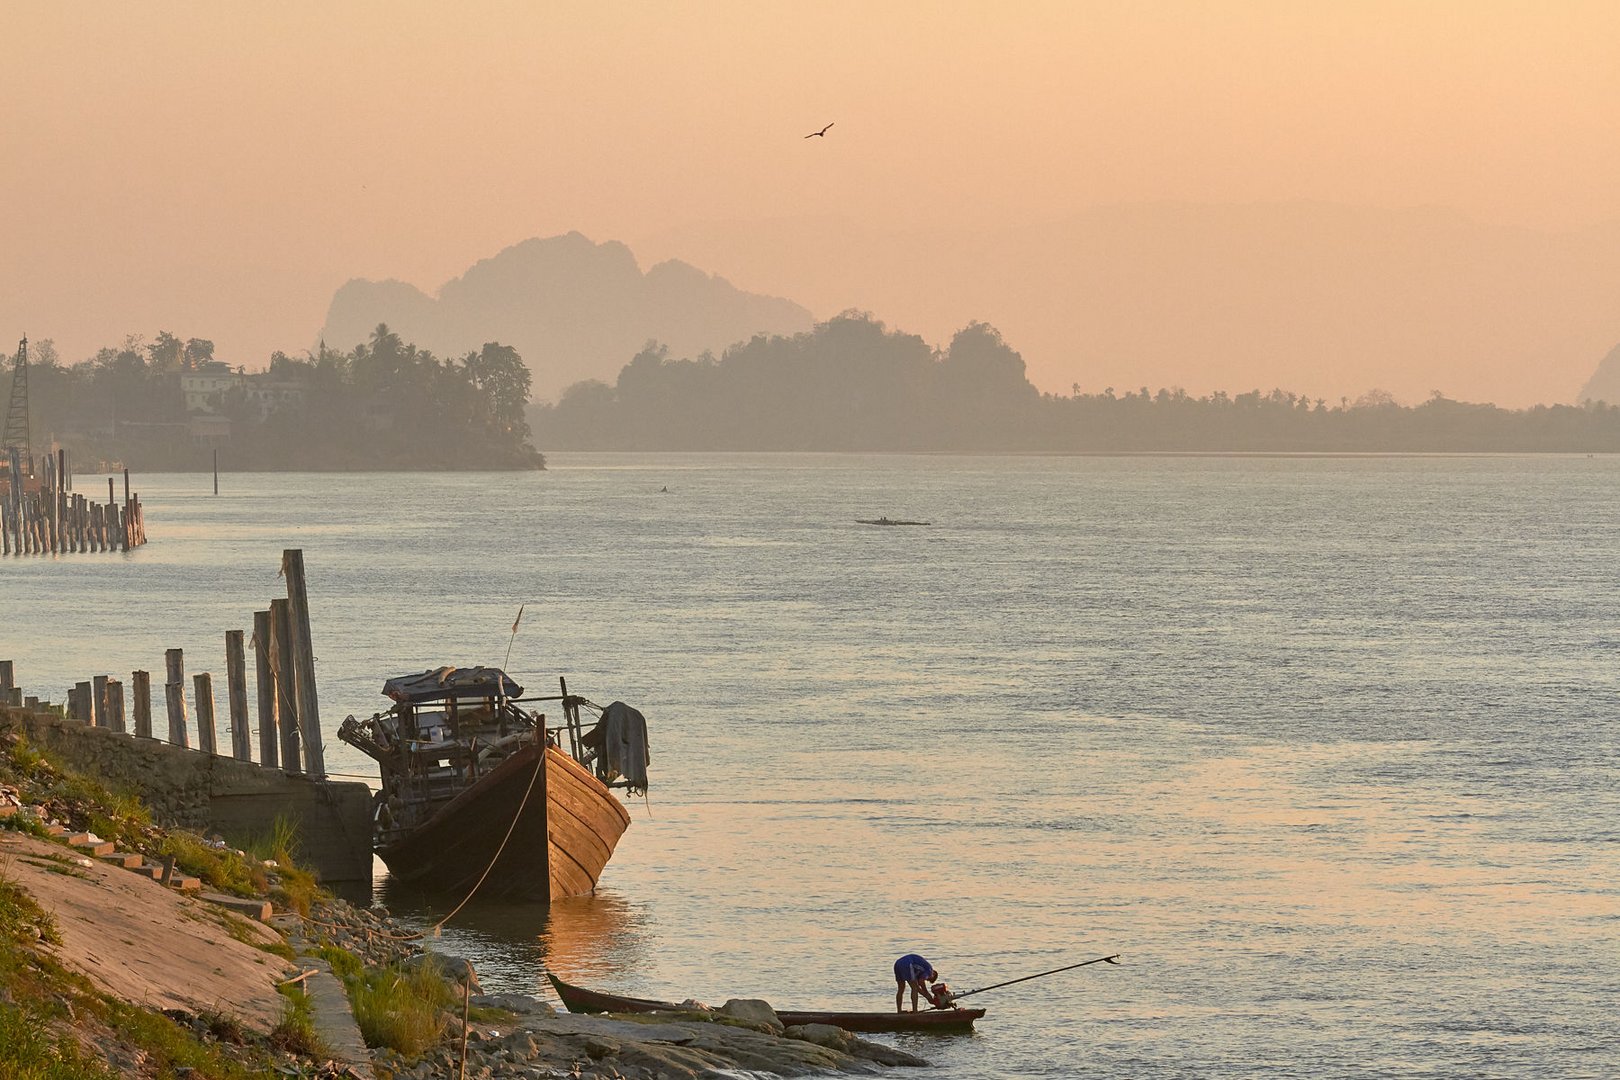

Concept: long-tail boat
[[546, 973, 986, 1033], [338, 667, 649, 901]]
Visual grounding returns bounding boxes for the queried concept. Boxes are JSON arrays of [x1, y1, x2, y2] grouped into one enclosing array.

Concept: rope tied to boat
[[431, 728, 548, 936]]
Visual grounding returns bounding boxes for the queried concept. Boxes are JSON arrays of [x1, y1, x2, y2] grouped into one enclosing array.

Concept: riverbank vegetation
[[533, 312, 1620, 453], [22, 325, 543, 470]]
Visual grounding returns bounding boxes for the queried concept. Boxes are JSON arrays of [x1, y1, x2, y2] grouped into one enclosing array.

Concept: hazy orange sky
[[4, 2, 1619, 405]]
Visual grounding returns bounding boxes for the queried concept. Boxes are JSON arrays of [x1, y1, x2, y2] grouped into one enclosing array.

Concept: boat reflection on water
[[376, 876, 649, 997]]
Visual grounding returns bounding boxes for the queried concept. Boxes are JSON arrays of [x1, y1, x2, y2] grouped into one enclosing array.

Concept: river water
[[3, 454, 1617, 1078]]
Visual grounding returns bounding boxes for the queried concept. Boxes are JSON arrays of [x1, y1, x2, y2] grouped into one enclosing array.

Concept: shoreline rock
[[374, 1000, 929, 1079]]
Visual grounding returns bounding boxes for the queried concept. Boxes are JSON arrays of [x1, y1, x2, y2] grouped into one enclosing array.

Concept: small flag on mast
[[512, 604, 525, 634]]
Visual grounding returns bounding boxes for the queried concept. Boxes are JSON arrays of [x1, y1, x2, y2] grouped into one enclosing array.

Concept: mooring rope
[[431, 733, 548, 936]]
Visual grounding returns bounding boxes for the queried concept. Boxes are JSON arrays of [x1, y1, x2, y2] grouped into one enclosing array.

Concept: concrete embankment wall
[[0, 705, 373, 886]]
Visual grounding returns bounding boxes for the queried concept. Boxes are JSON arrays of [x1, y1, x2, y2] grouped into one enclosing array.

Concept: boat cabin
[[338, 665, 650, 851]]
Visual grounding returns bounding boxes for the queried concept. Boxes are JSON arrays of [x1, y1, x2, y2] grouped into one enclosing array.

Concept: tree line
[[18, 325, 542, 470], [533, 312, 1620, 453]]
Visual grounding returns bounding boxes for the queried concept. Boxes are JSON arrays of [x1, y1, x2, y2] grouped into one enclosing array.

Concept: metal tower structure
[[2, 336, 29, 461]]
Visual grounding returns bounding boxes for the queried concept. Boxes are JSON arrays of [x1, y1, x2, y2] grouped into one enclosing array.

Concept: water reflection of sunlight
[[374, 879, 650, 997]]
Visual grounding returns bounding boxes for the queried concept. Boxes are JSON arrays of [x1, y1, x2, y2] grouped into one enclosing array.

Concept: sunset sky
[[4, 2, 1618, 405]]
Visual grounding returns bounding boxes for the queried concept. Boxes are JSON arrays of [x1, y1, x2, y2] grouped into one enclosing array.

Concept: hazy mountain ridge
[[1578, 342, 1620, 405], [319, 232, 814, 401], [643, 204, 1620, 407]]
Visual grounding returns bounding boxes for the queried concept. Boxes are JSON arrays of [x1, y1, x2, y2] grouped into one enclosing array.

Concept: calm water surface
[[3, 454, 1617, 1078]]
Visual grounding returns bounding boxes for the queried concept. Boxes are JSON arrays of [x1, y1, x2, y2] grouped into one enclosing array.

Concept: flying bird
[[804, 122, 834, 139]]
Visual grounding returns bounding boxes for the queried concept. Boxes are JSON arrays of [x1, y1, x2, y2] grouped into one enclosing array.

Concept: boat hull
[[546, 974, 985, 1033], [379, 744, 630, 901]]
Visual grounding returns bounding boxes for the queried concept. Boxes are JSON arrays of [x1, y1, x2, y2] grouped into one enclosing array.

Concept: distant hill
[[643, 204, 1620, 408], [318, 232, 814, 401], [1577, 342, 1620, 404]]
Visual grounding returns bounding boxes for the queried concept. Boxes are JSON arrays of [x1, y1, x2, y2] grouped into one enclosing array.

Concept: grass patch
[[239, 815, 323, 917], [257, 938, 297, 963], [155, 831, 268, 897], [270, 984, 323, 1057], [0, 865, 60, 948], [0, 813, 53, 841], [0, 1003, 119, 1079], [317, 944, 363, 981], [91, 997, 266, 1080], [343, 962, 457, 1056]]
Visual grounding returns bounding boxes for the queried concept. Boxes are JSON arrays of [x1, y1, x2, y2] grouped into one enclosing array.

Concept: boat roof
[[382, 666, 523, 704]]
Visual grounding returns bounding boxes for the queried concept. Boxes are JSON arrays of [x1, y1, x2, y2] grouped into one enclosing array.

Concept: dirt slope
[[1, 832, 292, 1030]]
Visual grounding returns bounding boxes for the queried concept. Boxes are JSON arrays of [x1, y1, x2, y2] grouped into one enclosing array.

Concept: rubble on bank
[[372, 996, 928, 1080]]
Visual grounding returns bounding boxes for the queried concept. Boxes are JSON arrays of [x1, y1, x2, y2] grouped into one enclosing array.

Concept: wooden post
[[270, 597, 301, 774], [225, 630, 250, 761], [253, 610, 278, 768], [213, 449, 219, 495], [194, 673, 218, 756], [54, 449, 66, 554], [281, 550, 326, 779], [72, 681, 92, 721], [164, 648, 189, 747], [0, 660, 12, 697], [107, 678, 126, 733], [132, 670, 153, 738], [123, 469, 131, 549], [92, 674, 109, 727]]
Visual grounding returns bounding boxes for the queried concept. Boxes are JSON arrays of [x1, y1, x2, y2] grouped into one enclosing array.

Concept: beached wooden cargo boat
[[546, 973, 987, 1033], [338, 667, 649, 900]]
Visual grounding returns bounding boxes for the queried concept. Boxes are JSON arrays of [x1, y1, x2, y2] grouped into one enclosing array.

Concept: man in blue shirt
[[893, 953, 943, 1013]]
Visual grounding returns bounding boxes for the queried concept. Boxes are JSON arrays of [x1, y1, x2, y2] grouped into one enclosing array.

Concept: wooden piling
[[226, 630, 251, 761], [92, 674, 109, 727], [281, 550, 326, 779], [0, 660, 12, 697], [194, 673, 218, 756], [253, 610, 278, 769], [164, 648, 189, 748], [270, 597, 301, 774], [132, 670, 152, 738], [72, 681, 92, 722], [107, 678, 126, 733]]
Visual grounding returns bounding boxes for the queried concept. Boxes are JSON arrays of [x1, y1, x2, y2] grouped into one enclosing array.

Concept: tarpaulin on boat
[[382, 666, 524, 704], [581, 701, 650, 794]]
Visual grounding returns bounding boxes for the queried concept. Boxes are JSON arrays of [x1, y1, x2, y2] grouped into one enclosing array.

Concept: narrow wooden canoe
[[546, 973, 986, 1033]]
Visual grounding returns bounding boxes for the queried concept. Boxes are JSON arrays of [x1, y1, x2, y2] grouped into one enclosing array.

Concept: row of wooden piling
[[1, 462, 148, 556], [0, 549, 327, 779]]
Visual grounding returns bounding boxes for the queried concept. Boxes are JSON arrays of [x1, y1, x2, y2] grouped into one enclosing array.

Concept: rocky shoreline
[[376, 1002, 928, 1080], [304, 899, 927, 1079]]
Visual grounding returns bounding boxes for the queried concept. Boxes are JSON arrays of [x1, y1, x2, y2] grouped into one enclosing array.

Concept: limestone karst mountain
[[1577, 342, 1620, 404], [318, 232, 814, 401]]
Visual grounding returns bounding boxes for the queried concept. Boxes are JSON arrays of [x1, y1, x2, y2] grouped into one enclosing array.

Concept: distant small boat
[[856, 517, 931, 526], [547, 973, 985, 1033]]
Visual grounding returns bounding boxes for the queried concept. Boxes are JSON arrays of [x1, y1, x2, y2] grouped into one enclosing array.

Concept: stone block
[[198, 891, 273, 922]]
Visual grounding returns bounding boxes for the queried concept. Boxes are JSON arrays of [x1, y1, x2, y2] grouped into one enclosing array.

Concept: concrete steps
[[37, 824, 271, 914]]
